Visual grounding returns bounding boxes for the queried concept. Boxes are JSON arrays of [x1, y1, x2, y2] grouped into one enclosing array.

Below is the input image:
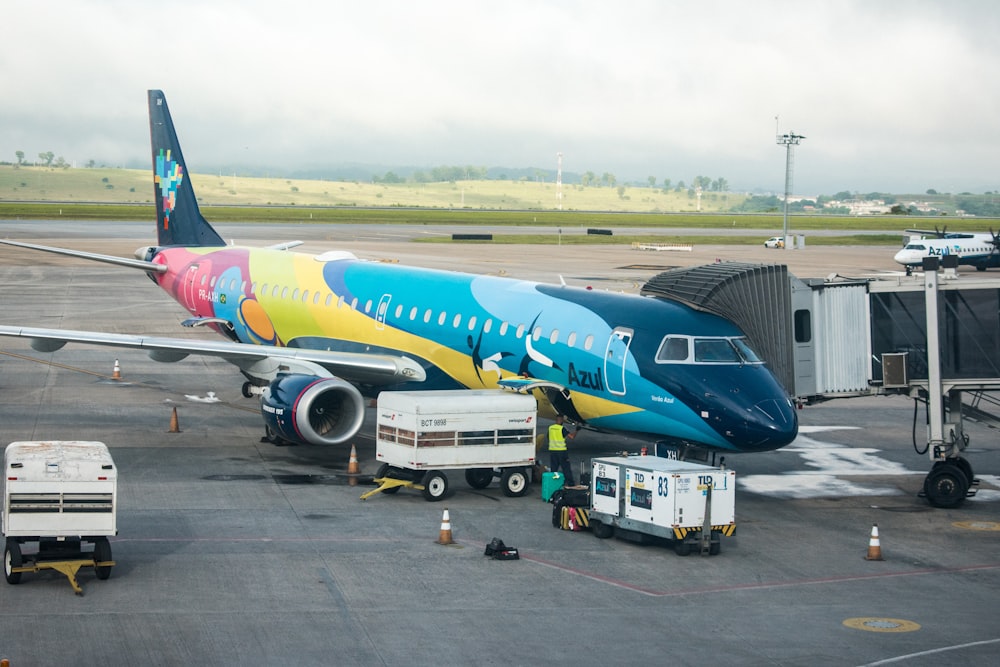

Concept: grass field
[[2, 164, 996, 247], [0, 164, 740, 212]]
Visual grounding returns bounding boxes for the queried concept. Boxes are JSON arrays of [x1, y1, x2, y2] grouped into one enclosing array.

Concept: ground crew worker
[[548, 415, 577, 486]]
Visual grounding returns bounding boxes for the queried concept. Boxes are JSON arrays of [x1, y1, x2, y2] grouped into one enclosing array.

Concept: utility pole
[[556, 152, 563, 211], [776, 123, 805, 250]]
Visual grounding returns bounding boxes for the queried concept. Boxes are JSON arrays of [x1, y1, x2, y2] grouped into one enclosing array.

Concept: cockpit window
[[905, 244, 926, 250], [695, 338, 740, 362], [656, 335, 764, 365], [657, 336, 690, 362]]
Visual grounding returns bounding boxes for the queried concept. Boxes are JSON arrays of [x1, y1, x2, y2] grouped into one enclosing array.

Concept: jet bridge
[[642, 259, 1000, 508]]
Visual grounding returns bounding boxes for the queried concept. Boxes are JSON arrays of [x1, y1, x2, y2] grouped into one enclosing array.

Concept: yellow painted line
[[953, 520, 1000, 531], [843, 617, 921, 633]]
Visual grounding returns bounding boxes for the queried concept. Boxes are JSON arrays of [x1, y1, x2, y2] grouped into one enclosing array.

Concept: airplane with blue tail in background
[[0, 90, 797, 459]]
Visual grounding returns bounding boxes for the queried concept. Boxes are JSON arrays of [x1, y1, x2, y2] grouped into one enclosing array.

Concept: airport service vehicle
[[764, 236, 786, 249], [3, 441, 117, 590], [588, 455, 735, 556], [371, 390, 537, 500]]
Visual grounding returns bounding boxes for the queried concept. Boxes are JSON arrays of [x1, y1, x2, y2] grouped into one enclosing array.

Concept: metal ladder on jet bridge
[[962, 391, 1000, 430]]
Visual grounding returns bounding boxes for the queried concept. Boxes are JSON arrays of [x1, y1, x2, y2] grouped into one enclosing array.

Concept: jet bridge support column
[[919, 262, 977, 508]]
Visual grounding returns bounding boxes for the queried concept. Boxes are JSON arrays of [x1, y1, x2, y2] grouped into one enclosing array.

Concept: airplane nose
[[742, 397, 798, 450]]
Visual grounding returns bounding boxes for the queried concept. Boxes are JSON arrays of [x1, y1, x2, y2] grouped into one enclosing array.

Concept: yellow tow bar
[[359, 476, 424, 500]]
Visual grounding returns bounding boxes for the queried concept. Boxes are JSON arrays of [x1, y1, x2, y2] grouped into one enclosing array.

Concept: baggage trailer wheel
[[500, 468, 529, 497], [94, 537, 113, 580], [465, 468, 494, 489], [4, 538, 23, 585], [591, 521, 614, 539], [421, 470, 449, 501]]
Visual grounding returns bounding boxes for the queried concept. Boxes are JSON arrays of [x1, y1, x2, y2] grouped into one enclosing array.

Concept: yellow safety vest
[[548, 424, 567, 452]]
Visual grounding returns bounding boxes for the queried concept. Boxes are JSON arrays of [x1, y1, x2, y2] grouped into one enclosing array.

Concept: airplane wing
[[0, 324, 425, 386]]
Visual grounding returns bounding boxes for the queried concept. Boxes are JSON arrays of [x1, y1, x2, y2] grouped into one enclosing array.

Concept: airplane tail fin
[[148, 90, 226, 247]]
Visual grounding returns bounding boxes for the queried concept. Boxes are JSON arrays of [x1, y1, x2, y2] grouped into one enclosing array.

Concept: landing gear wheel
[[924, 463, 969, 508], [376, 464, 401, 494], [465, 468, 494, 490], [94, 537, 113, 580], [709, 531, 722, 556], [421, 470, 449, 501], [953, 457, 974, 485], [264, 424, 289, 446], [241, 382, 255, 398], [592, 521, 614, 539], [673, 539, 692, 557], [4, 538, 23, 585], [500, 468, 529, 497]]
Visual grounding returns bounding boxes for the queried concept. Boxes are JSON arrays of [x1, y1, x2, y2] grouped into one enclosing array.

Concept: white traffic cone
[[436, 508, 454, 545]]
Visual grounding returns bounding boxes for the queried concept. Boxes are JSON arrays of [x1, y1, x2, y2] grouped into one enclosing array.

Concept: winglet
[[147, 90, 226, 248]]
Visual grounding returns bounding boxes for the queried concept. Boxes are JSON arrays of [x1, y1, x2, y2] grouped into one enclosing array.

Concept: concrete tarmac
[[1, 223, 998, 666]]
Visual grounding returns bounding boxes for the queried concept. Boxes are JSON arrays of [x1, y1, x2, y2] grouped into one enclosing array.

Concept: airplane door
[[604, 327, 633, 396], [375, 294, 391, 330], [182, 264, 200, 312]]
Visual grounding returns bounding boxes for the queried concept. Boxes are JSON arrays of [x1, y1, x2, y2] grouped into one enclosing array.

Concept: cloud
[[3, 0, 999, 194]]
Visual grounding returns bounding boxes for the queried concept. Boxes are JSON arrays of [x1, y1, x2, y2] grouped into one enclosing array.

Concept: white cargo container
[[588, 455, 735, 556], [3, 441, 117, 587], [372, 390, 537, 501]]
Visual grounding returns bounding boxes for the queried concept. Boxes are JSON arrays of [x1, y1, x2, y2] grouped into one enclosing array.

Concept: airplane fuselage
[[894, 235, 1000, 271], [150, 244, 798, 453]]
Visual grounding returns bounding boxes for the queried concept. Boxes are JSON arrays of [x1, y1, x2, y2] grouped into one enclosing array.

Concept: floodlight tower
[[776, 128, 805, 250], [556, 152, 563, 211]]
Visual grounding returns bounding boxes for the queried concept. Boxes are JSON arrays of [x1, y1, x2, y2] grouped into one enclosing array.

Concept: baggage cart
[[3, 441, 118, 593], [364, 390, 537, 501], [588, 455, 735, 556]]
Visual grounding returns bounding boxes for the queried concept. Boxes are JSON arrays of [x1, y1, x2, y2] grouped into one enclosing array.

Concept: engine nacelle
[[260, 373, 366, 446]]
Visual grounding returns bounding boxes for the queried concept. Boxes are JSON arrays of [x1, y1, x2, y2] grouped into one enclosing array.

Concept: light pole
[[777, 130, 805, 250]]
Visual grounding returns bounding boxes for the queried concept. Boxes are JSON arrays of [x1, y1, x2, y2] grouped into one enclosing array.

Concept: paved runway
[[1, 223, 998, 666]]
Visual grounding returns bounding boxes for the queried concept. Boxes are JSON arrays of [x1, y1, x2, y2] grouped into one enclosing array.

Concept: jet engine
[[260, 373, 366, 446]]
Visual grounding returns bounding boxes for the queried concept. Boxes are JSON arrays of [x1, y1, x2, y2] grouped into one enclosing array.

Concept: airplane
[[0, 90, 798, 461], [893, 227, 1000, 275]]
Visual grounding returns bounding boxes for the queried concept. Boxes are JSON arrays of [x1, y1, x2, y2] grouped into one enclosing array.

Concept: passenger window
[[423, 309, 432, 323], [302, 290, 309, 303], [325, 293, 332, 306], [468, 316, 477, 331], [532, 326, 542, 341], [395, 305, 403, 318], [499, 322, 509, 336], [567, 332, 577, 348], [292, 288, 300, 301], [583, 334, 594, 351], [272, 285, 280, 298], [438, 312, 447, 326], [364, 300, 373, 314], [209, 276, 217, 287], [483, 319, 493, 334], [281, 287, 289, 299], [515, 324, 525, 339], [452, 314, 462, 328], [409, 306, 418, 320], [549, 329, 559, 345]]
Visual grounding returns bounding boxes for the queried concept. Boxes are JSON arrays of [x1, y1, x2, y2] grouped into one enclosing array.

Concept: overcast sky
[[2, 1, 998, 195]]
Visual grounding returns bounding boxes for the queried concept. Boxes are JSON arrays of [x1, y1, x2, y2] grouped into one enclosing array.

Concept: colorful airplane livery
[[0, 90, 797, 457]]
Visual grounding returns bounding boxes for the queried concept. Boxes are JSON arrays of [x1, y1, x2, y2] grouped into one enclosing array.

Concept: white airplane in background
[[894, 227, 1000, 274]]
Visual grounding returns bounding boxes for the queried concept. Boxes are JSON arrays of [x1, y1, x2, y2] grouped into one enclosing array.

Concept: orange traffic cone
[[112, 359, 122, 380], [168, 406, 181, 433], [436, 508, 454, 545], [347, 444, 360, 475], [865, 523, 884, 561]]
